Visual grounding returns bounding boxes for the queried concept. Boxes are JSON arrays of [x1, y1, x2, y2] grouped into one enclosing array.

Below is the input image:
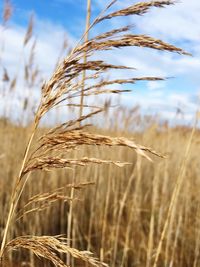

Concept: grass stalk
[[112, 165, 136, 266], [153, 117, 198, 267], [79, 0, 91, 121], [0, 123, 38, 260], [67, 2, 91, 262]]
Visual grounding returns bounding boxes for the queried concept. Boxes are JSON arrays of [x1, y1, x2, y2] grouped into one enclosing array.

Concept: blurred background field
[[1, 115, 200, 267]]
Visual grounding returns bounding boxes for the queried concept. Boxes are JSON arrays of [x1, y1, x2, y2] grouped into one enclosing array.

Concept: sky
[[0, 0, 200, 125]]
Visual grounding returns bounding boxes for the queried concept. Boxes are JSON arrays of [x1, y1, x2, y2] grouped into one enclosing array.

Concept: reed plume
[[0, 1, 188, 266]]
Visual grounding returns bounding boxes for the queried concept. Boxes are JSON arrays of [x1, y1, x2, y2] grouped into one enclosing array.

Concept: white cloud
[[1, 19, 74, 77], [0, 17, 77, 123], [90, 0, 199, 90], [90, 0, 200, 125], [147, 81, 166, 91], [136, 0, 200, 42]]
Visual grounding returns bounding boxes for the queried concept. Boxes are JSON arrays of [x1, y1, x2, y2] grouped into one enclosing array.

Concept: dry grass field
[[0, 1, 199, 267], [1, 119, 200, 267]]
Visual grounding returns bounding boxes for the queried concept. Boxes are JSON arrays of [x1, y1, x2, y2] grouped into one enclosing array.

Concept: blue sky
[[0, 0, 200, 125], [1, 0, 99, 37]]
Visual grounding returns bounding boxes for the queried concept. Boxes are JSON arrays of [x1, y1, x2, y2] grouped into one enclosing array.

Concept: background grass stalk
[[79, 0, 91, 121], [0, 122, 38, 260], [67, 1, 91, 265], [153, 116, 198, 267]]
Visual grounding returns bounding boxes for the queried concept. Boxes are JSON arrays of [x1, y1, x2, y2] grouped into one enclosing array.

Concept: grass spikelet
[[6, 236, 108, 267], [16, 182, 94, 221], [2, 0, 12, 25], [96, 1, 175, 23], [23, 157, 131, 175], [24, 14, 34, 46]]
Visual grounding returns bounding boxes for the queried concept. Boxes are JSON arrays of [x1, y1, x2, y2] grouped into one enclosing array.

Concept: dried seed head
[[3, 0, 13, 24]]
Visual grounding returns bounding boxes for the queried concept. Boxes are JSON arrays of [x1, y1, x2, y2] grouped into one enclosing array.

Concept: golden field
[[1, 117, 200, 266]]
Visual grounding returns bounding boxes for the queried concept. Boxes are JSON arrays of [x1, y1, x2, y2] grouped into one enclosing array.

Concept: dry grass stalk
[[112, 166, 137, 266], [9, 77, 17, 92], [2, 0, 13, 25], [7, 236, 108, 267], [23, 14, 34, 46], [153, 118, 198, 267], [20, 129, 166, 178], [96, 1, 175, 23], [16, 182, 94, 222], [75, 34, 189, 55], [79, 0, 92, 121], [2, 68, 9, 82], [0, 1, 188, 266], [23, 157, 131, 174]]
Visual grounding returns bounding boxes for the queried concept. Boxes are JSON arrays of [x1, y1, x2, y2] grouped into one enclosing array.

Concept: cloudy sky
[[0, 0, 199, 125]]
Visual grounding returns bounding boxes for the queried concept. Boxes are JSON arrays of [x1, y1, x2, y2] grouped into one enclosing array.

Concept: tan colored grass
[[7, 236, 108, 267], [1, 118, 200, 267]]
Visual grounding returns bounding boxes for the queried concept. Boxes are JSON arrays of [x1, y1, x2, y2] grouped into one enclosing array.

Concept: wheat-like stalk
[[7, 236, 108, 267], [0, 1, 188, 266]]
